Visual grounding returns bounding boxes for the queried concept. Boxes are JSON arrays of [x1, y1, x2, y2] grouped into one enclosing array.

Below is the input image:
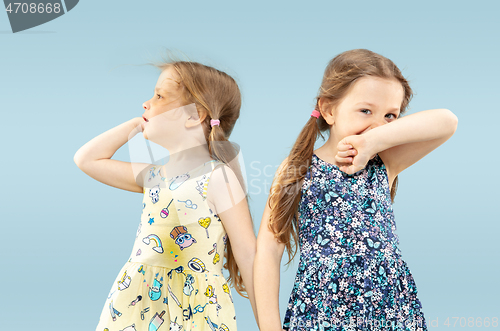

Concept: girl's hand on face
[[336, 135, 376, 174], [133, 116, 145, 133]]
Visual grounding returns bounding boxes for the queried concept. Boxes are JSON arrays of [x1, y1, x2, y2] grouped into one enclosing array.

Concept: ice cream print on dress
[[149, 310, 166, 331]]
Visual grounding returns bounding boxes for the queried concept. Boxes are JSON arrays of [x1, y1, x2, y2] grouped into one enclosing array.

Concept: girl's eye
[[361, 109, 371, 114], [156, 94, 162, 99], [386, 113, 397, 120]]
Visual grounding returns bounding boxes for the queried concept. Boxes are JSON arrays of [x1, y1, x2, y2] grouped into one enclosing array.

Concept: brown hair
[[153, 60, 251, 297], [268, 49, 413, 264]]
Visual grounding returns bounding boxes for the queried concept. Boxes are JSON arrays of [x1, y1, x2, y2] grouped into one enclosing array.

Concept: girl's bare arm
[[255, 198, 286, 331], [254, 158, 289, 331], [208, 165, 259, 325], [74, 117, 150, 193], [337, 108, 458, 180]]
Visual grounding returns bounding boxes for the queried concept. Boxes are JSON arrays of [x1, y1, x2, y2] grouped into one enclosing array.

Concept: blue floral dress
[[282, 154, 427, 331]]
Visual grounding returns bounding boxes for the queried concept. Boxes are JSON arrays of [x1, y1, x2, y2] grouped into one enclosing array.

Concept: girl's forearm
[[74, 117, 143, 165], [238, 252, 259, 328], [254, 246, 283, 330], [367, 108, 458, 154]]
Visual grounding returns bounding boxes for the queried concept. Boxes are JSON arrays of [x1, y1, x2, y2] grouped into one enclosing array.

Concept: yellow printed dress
[[95, 160, 236, 331]]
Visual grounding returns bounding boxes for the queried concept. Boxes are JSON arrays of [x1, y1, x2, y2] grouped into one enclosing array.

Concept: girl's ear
[[319, 97, 335, 125], [185, 109, 208, 128]]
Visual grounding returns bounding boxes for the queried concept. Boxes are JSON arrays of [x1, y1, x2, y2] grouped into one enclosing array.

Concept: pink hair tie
[[210, 119, 220, 127], [311, 110, 320, 118]]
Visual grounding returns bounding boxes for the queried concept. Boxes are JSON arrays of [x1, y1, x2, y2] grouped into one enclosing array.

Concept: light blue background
[[1, 1, 499, 330]]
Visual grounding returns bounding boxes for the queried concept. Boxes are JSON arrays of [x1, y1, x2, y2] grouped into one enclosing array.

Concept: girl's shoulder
[[206, 160, 247, 215]]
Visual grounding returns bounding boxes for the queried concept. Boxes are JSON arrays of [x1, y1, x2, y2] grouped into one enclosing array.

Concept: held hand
[[335, 135, 376, 174]]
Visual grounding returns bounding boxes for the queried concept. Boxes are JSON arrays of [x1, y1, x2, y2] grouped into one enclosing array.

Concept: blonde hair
[[153, 60, 251, 297], [268, 49, 413, 264]]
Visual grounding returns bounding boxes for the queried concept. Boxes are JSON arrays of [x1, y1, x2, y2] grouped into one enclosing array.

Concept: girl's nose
[[143, 102, 149, 110], [372, 118, 386, 128], [365, 119, 385, 133]]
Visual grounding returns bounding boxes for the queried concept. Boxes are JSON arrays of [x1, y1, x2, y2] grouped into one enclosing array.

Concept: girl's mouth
[[143, 116, 149, 122]]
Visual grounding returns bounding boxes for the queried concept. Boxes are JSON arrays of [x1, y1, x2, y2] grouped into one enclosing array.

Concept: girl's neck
[[314, 135, 342, 167], [162, 144, 213, 179]]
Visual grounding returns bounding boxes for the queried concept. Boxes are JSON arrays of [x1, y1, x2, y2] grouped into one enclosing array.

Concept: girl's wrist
[[132, 116, 144, 127], [362, 126, 390, 155], [129, 117, 145, 135]]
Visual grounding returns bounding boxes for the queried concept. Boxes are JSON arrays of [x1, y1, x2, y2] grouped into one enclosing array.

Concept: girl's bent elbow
[[446, 110, 458, 134], [74, 149, 92, 168], [438, 109, 458, 135], [73, 152, 84, 168]]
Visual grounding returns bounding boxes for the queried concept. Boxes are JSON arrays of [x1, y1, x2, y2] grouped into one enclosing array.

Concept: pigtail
[[268, 110, 322, 265], [206, 116, 249, 298], [203, 76, 248, 298]]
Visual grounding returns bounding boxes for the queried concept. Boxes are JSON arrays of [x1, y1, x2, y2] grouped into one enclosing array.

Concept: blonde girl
[[75, 61, 256, 331], [254, 49, 457, 331]]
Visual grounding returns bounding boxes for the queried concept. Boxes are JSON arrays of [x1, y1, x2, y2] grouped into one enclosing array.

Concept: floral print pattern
[[283, 154, 427, 331]]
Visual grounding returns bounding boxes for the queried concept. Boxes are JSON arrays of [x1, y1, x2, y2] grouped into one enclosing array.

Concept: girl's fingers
[[337, 143, 353, 151], [335, 155, 353, 164], [337, 149, 357, 157]]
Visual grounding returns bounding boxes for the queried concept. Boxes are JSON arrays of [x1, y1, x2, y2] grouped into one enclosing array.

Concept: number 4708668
[[443, 317, 498, 328], [5, 2, 62, 14]]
